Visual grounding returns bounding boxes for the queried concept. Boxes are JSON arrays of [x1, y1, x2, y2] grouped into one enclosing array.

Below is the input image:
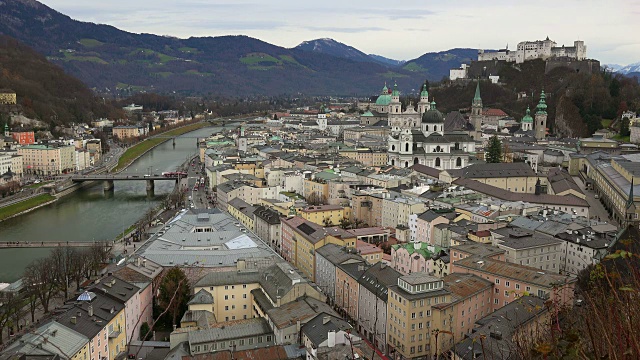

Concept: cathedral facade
[[386, 83, 475, 169]]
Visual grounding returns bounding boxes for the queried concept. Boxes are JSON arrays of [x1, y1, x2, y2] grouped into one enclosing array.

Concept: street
[[573, 176, 611, 223]]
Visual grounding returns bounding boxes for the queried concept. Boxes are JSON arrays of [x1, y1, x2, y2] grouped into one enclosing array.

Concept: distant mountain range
[[605, 62, 640, 77], [294, 38, 406, 66], [0, 0, 481, 96]]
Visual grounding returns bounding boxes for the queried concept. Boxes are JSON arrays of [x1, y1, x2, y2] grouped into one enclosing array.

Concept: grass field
[[402, 63, 427, 72], [61, 51, 108, 64], [240, 53, 281, 65], [113, 122, 210, 172], [79, 38, 104, 48], [601, 119, 613, 128], [0, 194, 55, 221], [612, 134, 630, 142], [26, 181, 51, 189]]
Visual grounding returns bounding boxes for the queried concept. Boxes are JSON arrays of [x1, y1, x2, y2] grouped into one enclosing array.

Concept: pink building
[[280, 216, 300, 262], [438, 273, 494, 340], [415, 210, 456, 244], [451, 256, 576, 311], [390, 242, 433, 275]]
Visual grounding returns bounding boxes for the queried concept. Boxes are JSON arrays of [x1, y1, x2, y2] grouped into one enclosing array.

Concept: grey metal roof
[[266, 296, 337, 329], [301, 313, 352, 347], [357, 263, 401, 301], [188, 318, 272, 345], [315, 243, 365, 266], [2, 321, 89, 360], [188, 289, 214, 305]]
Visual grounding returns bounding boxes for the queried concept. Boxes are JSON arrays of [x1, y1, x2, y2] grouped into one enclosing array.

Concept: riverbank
[[113, 122, 210, 172], [0, 194, 56, 222]]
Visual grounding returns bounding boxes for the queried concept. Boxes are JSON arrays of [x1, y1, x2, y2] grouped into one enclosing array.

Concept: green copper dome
[[521, 107, 533, 123], [536, 90, 547, 115], [420, 83, 429, 98], [375, 83, 392, 105], [391, 82, 400, 97]]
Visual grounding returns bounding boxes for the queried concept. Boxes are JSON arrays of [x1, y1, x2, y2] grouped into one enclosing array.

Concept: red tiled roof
[[482, 108, 508, 117]]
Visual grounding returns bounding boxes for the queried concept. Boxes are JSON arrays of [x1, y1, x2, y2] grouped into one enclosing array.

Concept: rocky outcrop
[[554, 94, 589, 138]]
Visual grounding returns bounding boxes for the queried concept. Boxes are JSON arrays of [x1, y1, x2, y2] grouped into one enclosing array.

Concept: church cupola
[[417, 82, 431, 114], [421, 101, 444, 135], [521, 106, 533, 131]]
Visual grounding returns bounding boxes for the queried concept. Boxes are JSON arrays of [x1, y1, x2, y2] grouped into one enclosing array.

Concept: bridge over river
[[0, 241, 113, 249], [71, 174, 183, 191]]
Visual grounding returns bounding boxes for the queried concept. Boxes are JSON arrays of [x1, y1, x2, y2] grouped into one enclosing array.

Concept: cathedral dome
[[375, 94, 391, 105], [422, 102, 444, 123]]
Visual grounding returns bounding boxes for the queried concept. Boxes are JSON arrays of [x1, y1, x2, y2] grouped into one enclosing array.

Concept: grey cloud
[[304, 26, 387, 33]]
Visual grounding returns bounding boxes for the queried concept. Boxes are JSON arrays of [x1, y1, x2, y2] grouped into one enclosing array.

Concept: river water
[[0, 126, 221, 282]]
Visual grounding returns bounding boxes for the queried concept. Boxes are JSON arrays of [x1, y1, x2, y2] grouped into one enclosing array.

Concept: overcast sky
[[41, 0, 640, 65]]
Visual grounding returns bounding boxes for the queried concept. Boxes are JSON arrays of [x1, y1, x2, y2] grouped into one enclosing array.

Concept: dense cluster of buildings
[[1, 75, 634, 360]]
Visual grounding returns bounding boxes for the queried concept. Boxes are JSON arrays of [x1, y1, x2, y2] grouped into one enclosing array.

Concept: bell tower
[[470, 81, 483, 135], [535, 90, 548, 140]]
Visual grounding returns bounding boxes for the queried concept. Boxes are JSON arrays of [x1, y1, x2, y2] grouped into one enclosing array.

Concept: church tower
[[390, 82, 401, 114], [470, 81, 483, 134], [625, 178, 637, 228], [521, 106, 533, 131], [417, 83, 430, 114], [535, 90, 548, 140]]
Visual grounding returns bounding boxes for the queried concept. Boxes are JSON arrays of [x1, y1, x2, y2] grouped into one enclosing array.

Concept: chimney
[[88, 305, 93, 317], [327, 330, 336, 348], [380, 262, 386, 269], [414, 241, 422, 250], [142, 259, 146, 267], [70, 316, 77, 324], [323, 316, 331, 325], [136, 257, 141, 267]]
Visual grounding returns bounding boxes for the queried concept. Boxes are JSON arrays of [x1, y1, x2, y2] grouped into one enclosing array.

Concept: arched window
[[435, 157, 441, 167], [414, 158, 419, 165], [391, 145, 396, 151], [456, 157, 462, 167], [405, 161, 409, 168], [435, 145, 441, 153], [391, 159, 395, 166], [425, 125, 429, 132], [405, 143, 409, 152]]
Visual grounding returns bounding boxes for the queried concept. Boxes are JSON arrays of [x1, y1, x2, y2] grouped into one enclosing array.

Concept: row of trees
[[0, 243, 111, 344]]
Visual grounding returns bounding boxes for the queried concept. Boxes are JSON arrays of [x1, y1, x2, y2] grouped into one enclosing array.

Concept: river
[[0, 126, 221, 282]]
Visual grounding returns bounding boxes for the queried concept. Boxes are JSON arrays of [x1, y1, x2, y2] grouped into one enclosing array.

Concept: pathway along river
[[0, 126, 221, 282]]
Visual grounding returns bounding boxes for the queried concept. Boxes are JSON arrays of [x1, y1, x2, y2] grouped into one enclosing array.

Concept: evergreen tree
[[620, 116, 630, 137], [486, 135, 503, 163], [158, 267, 190, 327]]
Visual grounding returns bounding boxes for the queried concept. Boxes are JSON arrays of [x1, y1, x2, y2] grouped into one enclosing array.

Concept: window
[[494, 299, 499, 304], [225, 286, 229, 290], [515, 284, 520, 290], [495, 279, 500, 284], [225, 295, 229, 300], [505, 281, 510, 287], [243, 304, 247, 309], [225, 306, 229, 310], [239, 339, 245, 346], [243, 284, 247, 288], [243, 294, 247, 299], [266, 335, 272, 342]]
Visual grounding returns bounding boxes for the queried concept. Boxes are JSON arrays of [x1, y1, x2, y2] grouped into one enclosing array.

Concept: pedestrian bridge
[[0, 241, 113, 249], [70, 174, 182, 191]]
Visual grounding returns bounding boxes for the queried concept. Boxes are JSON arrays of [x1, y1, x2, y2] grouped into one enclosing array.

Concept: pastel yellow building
[[298, 204, 347, 226], [17, 144, 75, 175], [304, 178, 329, 204], [0, 89, 16, 105]]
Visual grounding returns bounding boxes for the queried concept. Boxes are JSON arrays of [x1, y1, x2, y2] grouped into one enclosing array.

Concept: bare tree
[[50, 247, 77, 299], [24, 258, 58, 314]]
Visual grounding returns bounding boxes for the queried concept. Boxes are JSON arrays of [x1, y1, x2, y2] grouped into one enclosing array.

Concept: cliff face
[[554, 94, 590, 138]]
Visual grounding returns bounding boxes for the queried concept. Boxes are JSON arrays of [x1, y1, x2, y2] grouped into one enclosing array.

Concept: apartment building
[[491, 227, 563, 273], [381, 196, 427, 228], [451, 256, 576, 310], [253, 206, 282, 251], [351, 192, 385, 227], [1, 321, 90, 360], [18, 144, 75, 174], [357, 262, 402, 354], [228, 197, 257, 231], [386, 273, 452, 359], [336, 262, 369, 322], [298, 204, 347, 226], [415, 210, 457, 244], [315, 244, 365, 303]]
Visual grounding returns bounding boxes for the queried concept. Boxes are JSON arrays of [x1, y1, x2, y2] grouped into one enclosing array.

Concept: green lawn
[[61, 51, 107, 64], [26, 181, 51, 189], [601, 119, 613, 128], [402, 63, 427, 72], [79, 38, 104, 48], [381, 71, 409, 78], [154, 72, 173, 78], [0, 194, 55, 221], [612, 134, 630, 142], [240, 53, 281, 65], [179, 47, 199, 53], [113, 123, 210, 172]]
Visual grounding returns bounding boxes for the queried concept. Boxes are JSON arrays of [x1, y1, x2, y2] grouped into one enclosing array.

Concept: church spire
[[627, 178, 635, 209], [473, 81, 482, 107]]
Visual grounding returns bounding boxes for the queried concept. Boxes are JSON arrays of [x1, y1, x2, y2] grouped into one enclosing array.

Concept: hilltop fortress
[[478, 37, 587, 64]]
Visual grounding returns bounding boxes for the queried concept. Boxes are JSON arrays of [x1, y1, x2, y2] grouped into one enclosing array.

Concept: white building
[[449, 64, 469, 81]]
